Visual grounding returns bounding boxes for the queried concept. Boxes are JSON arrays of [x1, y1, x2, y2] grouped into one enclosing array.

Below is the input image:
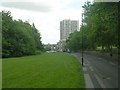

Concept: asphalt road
[[72, 52, 118, 88]]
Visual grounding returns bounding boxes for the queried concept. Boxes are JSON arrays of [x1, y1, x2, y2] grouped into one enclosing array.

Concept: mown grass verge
[[3, 52, 85, 88]]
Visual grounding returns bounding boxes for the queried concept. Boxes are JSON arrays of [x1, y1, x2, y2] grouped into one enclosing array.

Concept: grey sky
[[95, 0, 120, 2], [1, 2, 51, 12], [0, 0, 93, 44]]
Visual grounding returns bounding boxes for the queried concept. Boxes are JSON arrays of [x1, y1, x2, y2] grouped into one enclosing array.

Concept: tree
[[2, 10, 44, 58], [66, 2, 119, 53], [66, 31, 81, 52], [82, 2, 118, 52]]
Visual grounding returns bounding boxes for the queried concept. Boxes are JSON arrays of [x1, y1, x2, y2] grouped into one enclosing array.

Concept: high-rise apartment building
[[60, 19, 79, 41], [58, 19, 79, 51]]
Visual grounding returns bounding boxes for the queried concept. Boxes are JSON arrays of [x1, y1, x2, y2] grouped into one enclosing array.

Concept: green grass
[[96, 46, 119, 54], [2, 52, 85, 88]]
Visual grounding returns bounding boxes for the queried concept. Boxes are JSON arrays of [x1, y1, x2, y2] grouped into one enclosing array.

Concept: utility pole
[[81, 13, 84, 66]]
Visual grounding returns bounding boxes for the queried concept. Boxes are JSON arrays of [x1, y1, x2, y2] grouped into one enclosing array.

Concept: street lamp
[[81, 13, 84, 66]]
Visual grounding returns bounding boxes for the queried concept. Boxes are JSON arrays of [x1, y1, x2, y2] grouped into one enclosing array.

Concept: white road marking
[[106, 77, 111, 80], [94, 73, 106, 88], [89, 66, 94, 71], [85, 58, 90, 63], [83, 63, 86, 65], [83, 67, 87, 72], [84, 74, 94, 88], [109, 62, 116, 66]]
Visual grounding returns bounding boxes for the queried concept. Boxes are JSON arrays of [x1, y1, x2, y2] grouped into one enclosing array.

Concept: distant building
[[58, 19, 79, 51], [60, 19, 79, 41], [44, 44, 57, 51], [57, 40, 66, 52]]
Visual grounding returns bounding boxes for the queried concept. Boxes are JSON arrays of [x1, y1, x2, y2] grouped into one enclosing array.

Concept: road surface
[[72, 52, 118, 88]]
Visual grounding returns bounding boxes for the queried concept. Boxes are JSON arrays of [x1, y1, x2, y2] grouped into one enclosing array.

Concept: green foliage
[[83, 2, 119, 51], [3, 53, 85, 88], [66, 2, 119, 52], [66, 31, 81, 51], [2, 11, 44, 58]]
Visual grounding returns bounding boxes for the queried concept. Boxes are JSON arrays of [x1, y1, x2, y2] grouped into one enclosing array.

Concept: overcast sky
[[0, 0, 93, 44]]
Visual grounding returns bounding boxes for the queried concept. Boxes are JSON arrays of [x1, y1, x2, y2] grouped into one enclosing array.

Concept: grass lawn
[[2, 52, 85, 88], [96, 46, 119, 54]]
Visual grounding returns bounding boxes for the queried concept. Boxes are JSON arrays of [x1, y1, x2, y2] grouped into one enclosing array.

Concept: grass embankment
[[96, 46, 119, 54], [3, 52, 85, 88]]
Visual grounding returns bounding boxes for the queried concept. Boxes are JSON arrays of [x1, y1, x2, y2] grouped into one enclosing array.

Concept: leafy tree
[[66, 31, 81, 52], [66, 2, 119, 53], [2, 10, 44, 58]]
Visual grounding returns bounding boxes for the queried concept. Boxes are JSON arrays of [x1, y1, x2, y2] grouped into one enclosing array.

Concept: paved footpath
[[72, 53, 118, 88]]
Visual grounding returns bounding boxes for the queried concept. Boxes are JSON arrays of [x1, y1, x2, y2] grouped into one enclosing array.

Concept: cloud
[[1, 2, 51, 12], [0, 0, 92, 44]]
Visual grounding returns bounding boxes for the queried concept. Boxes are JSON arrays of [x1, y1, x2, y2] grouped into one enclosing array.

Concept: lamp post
[[81, 13, 84, 66]]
